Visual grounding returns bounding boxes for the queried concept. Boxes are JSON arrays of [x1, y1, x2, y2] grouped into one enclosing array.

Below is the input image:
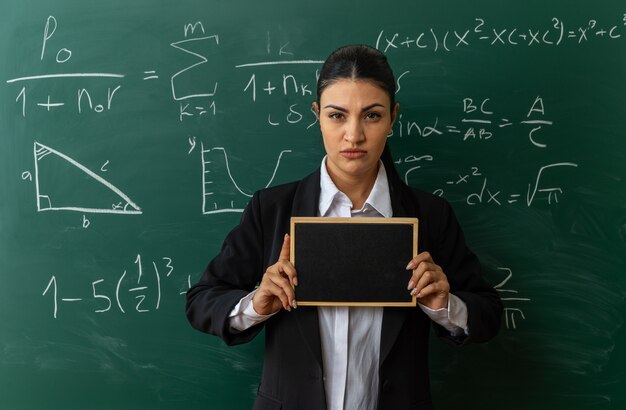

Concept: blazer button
[[382, 380, 391, 393]]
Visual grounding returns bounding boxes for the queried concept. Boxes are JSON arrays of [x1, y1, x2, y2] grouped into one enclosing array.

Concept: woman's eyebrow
[[323, 104, 348, 112], [360, 103, 386, 112], [323, 103, 386, 112]]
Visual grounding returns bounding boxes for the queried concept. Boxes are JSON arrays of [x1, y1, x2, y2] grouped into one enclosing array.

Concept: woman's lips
[[340, 149, 367, 159]]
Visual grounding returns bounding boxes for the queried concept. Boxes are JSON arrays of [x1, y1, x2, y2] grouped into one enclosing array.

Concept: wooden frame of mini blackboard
[[290, 217, 418, 307]]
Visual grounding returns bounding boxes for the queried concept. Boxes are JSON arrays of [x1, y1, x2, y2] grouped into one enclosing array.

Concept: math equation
[[41, 254, 190, 319]]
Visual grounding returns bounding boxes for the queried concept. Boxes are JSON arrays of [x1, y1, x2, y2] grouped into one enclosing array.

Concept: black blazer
[[186, 168, 502, 410]]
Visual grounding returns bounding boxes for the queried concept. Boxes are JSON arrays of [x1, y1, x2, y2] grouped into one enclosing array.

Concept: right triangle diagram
[[34, 141, 142, 215]]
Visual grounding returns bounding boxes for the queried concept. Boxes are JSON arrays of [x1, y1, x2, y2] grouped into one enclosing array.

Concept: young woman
[[186, 44, 502, 410]]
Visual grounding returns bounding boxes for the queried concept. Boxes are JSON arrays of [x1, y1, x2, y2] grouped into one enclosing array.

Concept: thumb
[[278, 233, 290, 261]]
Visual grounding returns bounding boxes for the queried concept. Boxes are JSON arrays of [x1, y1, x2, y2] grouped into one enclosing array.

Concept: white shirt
[[229, 158, 469, 410]]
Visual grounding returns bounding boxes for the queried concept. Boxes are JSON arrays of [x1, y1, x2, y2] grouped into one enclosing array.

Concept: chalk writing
[[200, 143, 291, 214], [6, 18, 222, 119], [42, 255, 185, 318], [170, 34, 219, 101], [179, 101, 216, 121], [4, 17, 588, 218], [7, 16, 124, 117], [494, 267, 531, 330], [428, 162, 579, 206], [235, 47, 321, 127], [376, 16, 624, 53], [41, 15, 72, 63], [11, 83, 124, 117], [242, 72, 316, 102], [167, 23, 220, 121], [32, 142, 142, 215], [392, 96, 554, 148]]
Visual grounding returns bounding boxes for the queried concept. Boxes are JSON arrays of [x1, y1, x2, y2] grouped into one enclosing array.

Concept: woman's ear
[[388, 102, 400, 134], [312, 101, 320, 119], [391, 102, 400, 124]]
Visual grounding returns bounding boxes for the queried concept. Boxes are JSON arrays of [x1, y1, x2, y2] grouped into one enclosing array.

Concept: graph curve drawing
[[33, 141, 142, 215], [201, 144, 291, 215]]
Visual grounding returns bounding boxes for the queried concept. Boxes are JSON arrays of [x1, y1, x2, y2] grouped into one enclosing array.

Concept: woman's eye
[[364, 112, 382, 120], [329, 112, 344, 120]]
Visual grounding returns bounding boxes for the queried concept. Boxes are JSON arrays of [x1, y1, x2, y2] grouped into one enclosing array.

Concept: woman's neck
[[327, 163, 379, 210]]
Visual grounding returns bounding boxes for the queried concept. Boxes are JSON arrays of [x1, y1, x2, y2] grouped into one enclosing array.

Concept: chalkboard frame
[[290, 217, 418, 307]]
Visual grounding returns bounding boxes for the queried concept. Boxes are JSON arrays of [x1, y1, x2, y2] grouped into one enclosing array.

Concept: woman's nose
[[344, 119, 364, 142]]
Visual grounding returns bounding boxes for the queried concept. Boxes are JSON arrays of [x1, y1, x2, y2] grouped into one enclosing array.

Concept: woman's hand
[[406, 252, 450, 310], [252, 234, 298, 315]]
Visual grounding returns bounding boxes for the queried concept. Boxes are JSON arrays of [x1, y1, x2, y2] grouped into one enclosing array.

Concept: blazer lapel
[[291, 169, 323, 367], [291, 170, 320, 218], [380, 308, 407, 365], [380, 172, 413, 364]]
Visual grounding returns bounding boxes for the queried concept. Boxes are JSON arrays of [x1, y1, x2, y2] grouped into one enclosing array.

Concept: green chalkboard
[[1, 0, 625, 409]]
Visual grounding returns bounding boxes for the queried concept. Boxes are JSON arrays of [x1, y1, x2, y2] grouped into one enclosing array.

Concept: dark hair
[[316, 44, 396, 109], [317, 44, 403, 186]]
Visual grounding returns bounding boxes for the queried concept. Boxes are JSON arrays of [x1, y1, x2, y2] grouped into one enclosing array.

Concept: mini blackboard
[[290, 217, 418, 306]]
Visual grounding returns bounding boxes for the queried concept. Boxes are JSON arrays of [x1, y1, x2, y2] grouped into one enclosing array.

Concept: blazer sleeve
[[430, 199, 503, 345], [186, 191, 267, 346]]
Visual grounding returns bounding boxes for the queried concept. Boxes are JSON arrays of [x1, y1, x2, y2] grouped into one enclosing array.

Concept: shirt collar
[[318, 156, 392, 218]]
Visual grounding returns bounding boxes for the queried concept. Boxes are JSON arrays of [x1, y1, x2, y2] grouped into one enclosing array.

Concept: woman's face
[[314, 79, 398, 183]]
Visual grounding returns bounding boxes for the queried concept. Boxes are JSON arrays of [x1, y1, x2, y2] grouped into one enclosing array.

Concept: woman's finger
[[414, 281, 449, 299], [407, 260, 436, 290], [260, 279, 292, 312], [411, 269, 435, 296], [278, 234, 290, 261], [266, 269, 297, 309], [277, 234, 298, 287], [405, 251, 433, 270], [277, 260, 298, 288]]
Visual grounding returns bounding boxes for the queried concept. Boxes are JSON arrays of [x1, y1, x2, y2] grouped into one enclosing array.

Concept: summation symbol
[[170, 34, 219, 101], [200, 143, 291, 214], [33, 141, 142, 214]]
